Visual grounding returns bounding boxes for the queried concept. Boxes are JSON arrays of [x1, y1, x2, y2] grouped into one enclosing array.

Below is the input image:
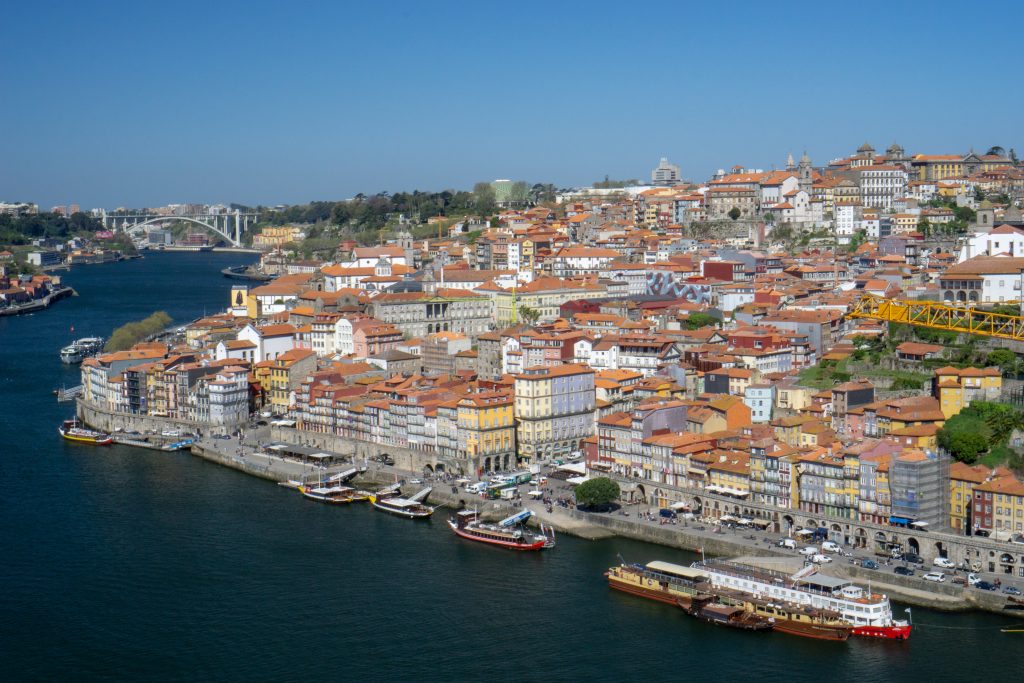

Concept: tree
[[574, 477, 621, 509], [986, 348, 1018, 375], [917, 217, 931, 238], [728, 207, 741, 221], [472, 182, 497, 215], [517, 305, 541, 325], [685, 312, 719, 330], [945, 430, 989, 464], [509, 181, 531, 206], [938, 413, 992, 464], [105, 311, 173, 352]]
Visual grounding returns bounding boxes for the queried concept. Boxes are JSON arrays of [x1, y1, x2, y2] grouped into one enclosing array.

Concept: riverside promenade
[[187, 431, 1018, 614]]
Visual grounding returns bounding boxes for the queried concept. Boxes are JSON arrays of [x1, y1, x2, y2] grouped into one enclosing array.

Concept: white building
[[236, 323, 297, 362], [834, 202, 860, 243], [958, 224, 1024, 262], [859, 165, 908, 210]]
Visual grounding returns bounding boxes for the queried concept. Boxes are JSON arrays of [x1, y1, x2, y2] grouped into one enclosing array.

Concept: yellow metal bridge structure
[[849, 295, 1024, 342]]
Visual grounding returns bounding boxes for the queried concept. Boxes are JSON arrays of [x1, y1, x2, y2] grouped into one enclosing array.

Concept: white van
[[500, 487, 518, 501], [821, 541, 842, 553], [933, 557, 956, 569], [777, 538, 797, 550], [798, 546, 818, 556], [465, 482, 488, 494]]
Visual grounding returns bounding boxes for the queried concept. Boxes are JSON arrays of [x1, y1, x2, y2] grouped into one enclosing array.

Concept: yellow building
[[977, 475, 1024, 536], [707, 452, 751, 498], [268, 349, 317, 414], [457, 390, 515, 472], [933, 366, 1002, 418], [949, 462, 990, 534], [253, 225, 306, 251]]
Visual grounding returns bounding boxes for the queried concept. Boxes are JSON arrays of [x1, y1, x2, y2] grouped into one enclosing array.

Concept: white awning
[[669, 501, 691, 511], [527, 490, 544, 498], [795, 528, 814, 536], [719, 514, 737, 522], [911, 521, 929, 528], [566, 475, 591, 485], [558, 462, 587, 475]]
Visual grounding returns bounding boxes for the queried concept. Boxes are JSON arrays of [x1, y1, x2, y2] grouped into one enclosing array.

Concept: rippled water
[[1, 254, 1020, 681]]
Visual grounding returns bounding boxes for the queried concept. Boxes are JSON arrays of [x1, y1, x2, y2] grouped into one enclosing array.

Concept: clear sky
[[3, 0, 1022, 209]]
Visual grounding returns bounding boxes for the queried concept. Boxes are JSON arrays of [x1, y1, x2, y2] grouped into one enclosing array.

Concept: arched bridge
[[101, 209, 258, 247], [849, 295, 1024, 342]]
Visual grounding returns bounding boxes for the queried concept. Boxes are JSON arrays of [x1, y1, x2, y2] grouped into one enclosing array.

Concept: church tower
[[786, 152, 796, 171], [798, 151, 813, 195]]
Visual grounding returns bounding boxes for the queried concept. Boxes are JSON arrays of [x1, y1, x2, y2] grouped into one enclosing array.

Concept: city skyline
[[3, 1, 1022, 208]]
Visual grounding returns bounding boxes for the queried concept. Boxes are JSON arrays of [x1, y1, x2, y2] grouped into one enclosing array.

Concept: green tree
[[517, 306, 541, 325], [574, 477, 621, 509], [986, 348, 1018, 374], [105, 311, 173, 352], [508, 181, 531, 206], [917, 217, 931, 238], [472, 182, 497, 215], [945, 430, 989, 464], [685, 312, 719, 330], [728, 207, 741, 221]]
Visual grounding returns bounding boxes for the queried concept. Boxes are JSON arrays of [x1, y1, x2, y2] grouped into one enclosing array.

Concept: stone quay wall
[[77, 399, 240, 437]]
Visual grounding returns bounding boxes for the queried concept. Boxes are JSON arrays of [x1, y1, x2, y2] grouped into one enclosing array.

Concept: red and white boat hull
[[448, 520, 550, 550], [852, 623, 912, 640]]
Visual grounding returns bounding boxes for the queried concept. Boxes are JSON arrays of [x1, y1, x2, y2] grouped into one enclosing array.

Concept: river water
[[0, 252, 1020, 681]]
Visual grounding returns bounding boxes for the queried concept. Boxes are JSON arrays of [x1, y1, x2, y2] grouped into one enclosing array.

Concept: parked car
[[967, 573, 980, 586], [975, 581, 998, 591], [933, 557, 956, 569], [861, 559, 879, 570], [821, 541, 842, 553], [777, 538, 797, 549], [923, 572, 945, 583], [798, 546, 818, 556], [973, 529, 991, 538], [903, 552, 924, 566], [894, 566, 915, 577], [1004, 586, 1023, 596], [811, 554, 832, 564]]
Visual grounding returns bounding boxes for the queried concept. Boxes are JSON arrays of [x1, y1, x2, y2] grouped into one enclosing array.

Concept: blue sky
[[3, 0, 1022, 209]]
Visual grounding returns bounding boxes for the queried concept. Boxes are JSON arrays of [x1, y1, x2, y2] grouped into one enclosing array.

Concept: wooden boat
[[298, 485, 369, 504], [690, 598, 774, 632], [698, 559, 901, 641], [58, 419, 113, 446], [448, 509, 555, 550], [605, 561, 772, 633], [368, 487, 435, 519]]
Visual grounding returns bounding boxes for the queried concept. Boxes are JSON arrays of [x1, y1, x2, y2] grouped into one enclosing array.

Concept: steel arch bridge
[[101, 210, 258, 247], [849, 295, 1024, 342]]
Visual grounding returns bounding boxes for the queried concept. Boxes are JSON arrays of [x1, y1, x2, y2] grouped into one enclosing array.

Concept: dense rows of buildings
[[78, 143, 1024, 546]]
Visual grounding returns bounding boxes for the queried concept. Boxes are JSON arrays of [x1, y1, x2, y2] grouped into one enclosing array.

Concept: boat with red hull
[[851, 624, 913, 640], [448, 509, 555, 550]]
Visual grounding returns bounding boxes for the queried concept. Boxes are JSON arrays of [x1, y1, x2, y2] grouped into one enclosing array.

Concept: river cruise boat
[[696, 559, 911, 641], [59, 337, 104, 364], [58, 419, 113, 446], [369, 488, 435, 519], [448, 510, 555, 550], [605, 561, 771, 632]]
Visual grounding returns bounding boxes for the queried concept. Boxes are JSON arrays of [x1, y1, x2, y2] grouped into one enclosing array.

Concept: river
[[0, 252, 1020, 681]]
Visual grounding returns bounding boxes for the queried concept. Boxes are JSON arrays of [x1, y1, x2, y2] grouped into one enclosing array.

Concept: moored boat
[[605, 561, 772, 633], [59, 337, 105, 364], [448, 509, 555, 550], [696, 559, 909, 641], [58, 419, 113, 446], [299, 484, 369, 504], [369, 487, 435, 519]]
